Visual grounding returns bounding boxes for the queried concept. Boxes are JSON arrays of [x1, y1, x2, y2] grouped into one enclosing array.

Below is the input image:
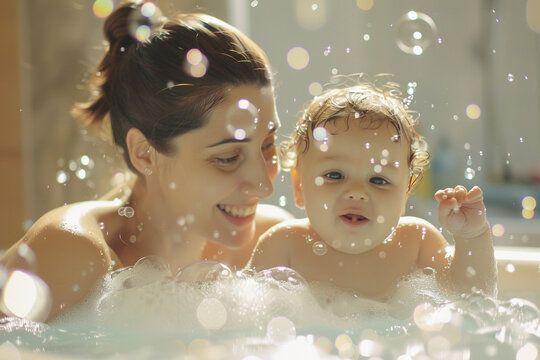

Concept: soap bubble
[[128, 2, 165, 42], [312, 241, 328, 256], [255, 267, 307, 290], [176, 260, 232, 283], [395, 11, 437, 55], [464, 167, 476, 180]]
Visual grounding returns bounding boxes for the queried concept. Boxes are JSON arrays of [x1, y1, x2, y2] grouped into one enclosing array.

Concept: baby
[[248, 80, 496, 299]]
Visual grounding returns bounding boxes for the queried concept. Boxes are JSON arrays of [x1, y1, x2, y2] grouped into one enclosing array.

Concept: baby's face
[[293, 115, 411, 254]]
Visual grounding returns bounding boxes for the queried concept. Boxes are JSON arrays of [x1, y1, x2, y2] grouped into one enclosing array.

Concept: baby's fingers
[[438, 196, 460, 217], [463, 185, 483, 203]]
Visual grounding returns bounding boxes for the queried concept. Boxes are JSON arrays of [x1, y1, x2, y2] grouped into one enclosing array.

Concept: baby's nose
[[343, 189, 369, 201]]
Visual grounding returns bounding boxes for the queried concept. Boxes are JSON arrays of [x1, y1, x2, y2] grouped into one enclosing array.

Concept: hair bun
[[104, 1, 165, 47]]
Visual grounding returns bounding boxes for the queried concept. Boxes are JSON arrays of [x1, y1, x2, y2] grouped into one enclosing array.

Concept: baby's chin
[[325, 237, 384, 255]]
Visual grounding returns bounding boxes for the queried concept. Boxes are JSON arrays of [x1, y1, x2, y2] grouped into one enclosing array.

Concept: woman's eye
[[370, 177, 389, 185], [216, 155, 240, 165], [324, 171, 344, 180]]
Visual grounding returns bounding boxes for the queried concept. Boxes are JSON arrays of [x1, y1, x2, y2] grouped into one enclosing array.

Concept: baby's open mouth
[[339, 213, 368, 225]]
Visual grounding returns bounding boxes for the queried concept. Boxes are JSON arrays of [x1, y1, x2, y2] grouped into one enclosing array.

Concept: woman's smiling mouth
[[217, 203, 257, 226]]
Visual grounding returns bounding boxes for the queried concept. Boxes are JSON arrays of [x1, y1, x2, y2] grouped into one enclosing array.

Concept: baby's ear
[[291, 167, 305, 209]]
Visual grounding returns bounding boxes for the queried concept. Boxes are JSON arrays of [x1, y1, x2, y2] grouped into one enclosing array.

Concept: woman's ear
[[126, 128, 154, 175], [291, 167, 305, 209]]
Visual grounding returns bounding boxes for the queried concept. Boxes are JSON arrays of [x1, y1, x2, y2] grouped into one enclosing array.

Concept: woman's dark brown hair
[[74, 1, 272, 173]]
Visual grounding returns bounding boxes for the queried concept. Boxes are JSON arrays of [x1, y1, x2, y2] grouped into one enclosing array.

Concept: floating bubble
[[319, 143, 329, 152], [464, 167, 475, 180], [233, 128, 247, 140], [255, 267, 307, 290], [176, 260, 232, 283], [363, 34, 371, 41], [196, 298, 227, 330], [93, 0, 113, 18], [323, 46, 332, 56], [314, 176, 324, 186], [505, 263, 516, 273], [267, 316, 296, 343], [374, 164, 382, 173], [508, 73, 515, 82], [128, 1, 164, 42], [312, 241, 328, 256], [250, 0, 259, 7], [224, 99, 258, 138], [308, 82, 323, 96], [313, 127, 327, 142], [492, 224, 505, 237], [466, 104, 481, 119], [279, 195, 287, 207], [356, 0, 374, 11], [287, 47, 310, 70], [0, 270, 52, 322], [56, 170, 68, 184], [395, 11, 437, 55]]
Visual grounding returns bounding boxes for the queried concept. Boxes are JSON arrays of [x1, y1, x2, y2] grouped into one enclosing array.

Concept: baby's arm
[[435, 185, 496, 295], [246, 220, 298, 271]]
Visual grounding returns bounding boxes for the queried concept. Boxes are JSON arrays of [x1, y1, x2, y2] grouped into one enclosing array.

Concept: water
[[1, 258, 540, 359]]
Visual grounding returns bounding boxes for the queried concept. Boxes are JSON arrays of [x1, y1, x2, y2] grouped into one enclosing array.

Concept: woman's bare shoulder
[[1, 201, 122, 321]]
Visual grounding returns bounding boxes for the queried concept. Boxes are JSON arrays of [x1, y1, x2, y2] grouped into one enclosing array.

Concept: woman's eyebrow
[[206, 126, 278, 148]]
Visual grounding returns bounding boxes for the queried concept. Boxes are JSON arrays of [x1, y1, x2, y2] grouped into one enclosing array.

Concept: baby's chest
[[298, 240, 420, 298]]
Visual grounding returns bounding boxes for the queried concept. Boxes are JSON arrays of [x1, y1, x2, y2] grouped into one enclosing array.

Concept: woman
[[0, 1, 291, 322]]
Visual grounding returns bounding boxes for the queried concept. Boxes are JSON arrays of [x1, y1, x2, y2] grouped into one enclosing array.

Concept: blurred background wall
[[2, 0, 539, 250]]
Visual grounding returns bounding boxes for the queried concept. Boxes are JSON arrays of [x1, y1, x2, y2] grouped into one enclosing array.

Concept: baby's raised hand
[[435, 185, 488, 239]]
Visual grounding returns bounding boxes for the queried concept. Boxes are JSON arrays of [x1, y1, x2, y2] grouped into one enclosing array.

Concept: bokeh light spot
[[527, 0, 540, 33], [522, 196, 537, 210], [287, 47, 310, 70], [93, 0, 113, 18], [466, 104, 481, 119], [308, 82, 323, 96], [356, 0, 374, 11], [492, 224, 505, 237], [313, 127, 327, 142]]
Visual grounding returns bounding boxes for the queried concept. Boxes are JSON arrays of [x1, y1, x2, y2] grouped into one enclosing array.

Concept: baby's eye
[[324, 171, 345, 181], [262, 141, 275, 152], [370, 177, 389, 185]]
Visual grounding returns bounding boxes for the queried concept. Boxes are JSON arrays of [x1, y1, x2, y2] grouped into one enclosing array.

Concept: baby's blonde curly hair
[[281, 76, 430, 192]]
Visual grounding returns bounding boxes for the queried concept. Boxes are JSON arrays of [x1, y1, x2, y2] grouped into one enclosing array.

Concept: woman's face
[[151, 85, 280, 248]]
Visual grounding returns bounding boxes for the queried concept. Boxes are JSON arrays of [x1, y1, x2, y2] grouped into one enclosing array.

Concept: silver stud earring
[[144, 168, 153, 176]]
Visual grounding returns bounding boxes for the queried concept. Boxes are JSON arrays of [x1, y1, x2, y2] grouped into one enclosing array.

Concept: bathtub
[[2, 247, 540, 360]]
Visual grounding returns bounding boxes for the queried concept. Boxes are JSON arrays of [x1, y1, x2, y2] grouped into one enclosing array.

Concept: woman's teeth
[[217, 204, 256, 218]]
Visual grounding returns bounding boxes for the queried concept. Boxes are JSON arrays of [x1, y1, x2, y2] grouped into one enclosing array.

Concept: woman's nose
[[240, 158, 274, 198]]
